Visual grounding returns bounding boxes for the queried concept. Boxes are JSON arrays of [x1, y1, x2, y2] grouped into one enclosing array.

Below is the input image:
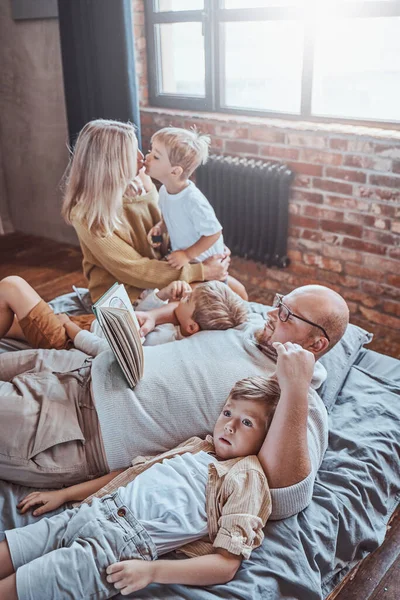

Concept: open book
[[92, 283, 144, 388]]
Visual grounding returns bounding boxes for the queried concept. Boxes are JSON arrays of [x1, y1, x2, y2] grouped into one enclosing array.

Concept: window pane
[[156, 23, 205, 96], [312, 17, 400, 122], [221, 21, 304, 113], [222, 1, 303, 7], [156, 0, 203, 11]]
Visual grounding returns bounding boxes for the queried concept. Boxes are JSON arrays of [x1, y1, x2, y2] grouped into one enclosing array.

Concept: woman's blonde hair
[[151, 126, 210, 178], [62, 119, 139, 237], [192, 281, 248, 331]]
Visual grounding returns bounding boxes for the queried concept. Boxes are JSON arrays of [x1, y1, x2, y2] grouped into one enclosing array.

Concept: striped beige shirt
[[82, 435, 271, 559]]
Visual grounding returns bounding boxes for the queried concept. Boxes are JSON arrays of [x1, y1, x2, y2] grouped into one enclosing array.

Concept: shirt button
[[117, 508, 126, 517]]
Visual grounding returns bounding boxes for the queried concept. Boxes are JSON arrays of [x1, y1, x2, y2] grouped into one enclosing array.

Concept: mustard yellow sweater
[[71, 186, 204, 302]]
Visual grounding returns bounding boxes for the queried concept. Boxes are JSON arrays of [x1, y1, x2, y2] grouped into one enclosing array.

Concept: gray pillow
[[247, 301, 373, 412], [319, 323, 373, 411]]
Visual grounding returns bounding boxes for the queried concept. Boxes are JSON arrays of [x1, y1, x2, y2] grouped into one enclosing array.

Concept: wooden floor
[[0, 231, 399, 599]]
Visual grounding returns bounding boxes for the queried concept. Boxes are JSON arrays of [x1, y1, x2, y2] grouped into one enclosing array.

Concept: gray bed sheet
[[1, 291, 399, 599]]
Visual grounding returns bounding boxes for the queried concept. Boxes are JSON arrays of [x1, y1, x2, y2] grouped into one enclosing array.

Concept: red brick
[[329, 138, 348, 151], [290, 215, 319, 229], [325, 167, 366, 184], [359, 306, 400, 329], [287, 249, 302, 262], [342, 237, 386, 255], [303, 254, 342, 272], [363, 229, 398, 246], [345, 290, 381, 308], [383, 300, 400, 317], [225, 140, 259, 156], [363, 254, 398, 273], [356, 186, 400, 202], [214, 125, 249, 139], [344, 263, 386, 283], [184, 120, 216, 135], [347, 140, 375, 154], [302, 206, 343, 221], [343, 154, 373, 169], [369, 174, 400, 188], [361, 281, 399, 300], [302, 230, 323, 242], [248, 129, 285, 143], [344, 213, 390, 229], [387, 274, 400, 287], [323, 245, 362, 264], [292, 175, 311, 188], [287, 162, 323, 176], [320, 231, 340, 244], [388, 247, 400, 259], [289, 262, 318, 277], [301, 149, 342, 166], [325, 195, 369, 211], [321, 220, 362, 238], [291, 190, 324, 204], [313, 178, 353, 196], [392, 160, 400, 174], [373, 143, 400, 158], [341, 275, 360, 288], [286, 134, 327, 149], [260, 146, 299, 160]]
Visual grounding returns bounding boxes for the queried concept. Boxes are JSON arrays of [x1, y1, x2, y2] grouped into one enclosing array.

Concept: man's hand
[[203, 254, 230, 281], [272, 342, 315, 393], [135, 311, 156, 336], [17, 490, 67, 516], [166, 250, 189, 269], [157, 281, 191, 302], [107, 560, 155, 595]]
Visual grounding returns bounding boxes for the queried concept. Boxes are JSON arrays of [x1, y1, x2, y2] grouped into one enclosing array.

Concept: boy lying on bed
[[0, 376, 279, 600], [0, 276, 248, 350]]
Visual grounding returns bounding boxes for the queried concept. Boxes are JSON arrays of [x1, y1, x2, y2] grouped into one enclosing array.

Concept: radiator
[[196, 155, 294, 267]]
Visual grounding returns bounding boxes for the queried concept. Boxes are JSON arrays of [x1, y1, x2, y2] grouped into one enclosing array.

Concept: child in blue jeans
[[0, 376, 279, 599]]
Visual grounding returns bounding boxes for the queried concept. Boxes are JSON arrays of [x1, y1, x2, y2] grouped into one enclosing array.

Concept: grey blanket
[[1, 291, 399, 599]]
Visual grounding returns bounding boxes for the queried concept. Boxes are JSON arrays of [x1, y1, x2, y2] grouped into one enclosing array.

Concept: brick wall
[[133, 2, 400, 359]]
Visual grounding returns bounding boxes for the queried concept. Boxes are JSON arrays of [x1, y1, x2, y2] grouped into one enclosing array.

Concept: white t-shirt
[[159, 181, 225, 262], [117, 451, 216, 555]]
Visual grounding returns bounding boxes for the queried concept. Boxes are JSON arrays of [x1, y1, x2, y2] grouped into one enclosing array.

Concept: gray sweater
[[75, 313, 328, 520]]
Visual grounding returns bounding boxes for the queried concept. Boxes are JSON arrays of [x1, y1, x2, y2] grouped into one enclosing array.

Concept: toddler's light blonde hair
[[151, 126, 210, 179], [62, 119, 140, 237], [228, 376, 280, 427], [191, 281, 248, 331]]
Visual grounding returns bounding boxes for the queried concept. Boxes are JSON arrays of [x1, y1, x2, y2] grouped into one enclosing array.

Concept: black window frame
[[144, 0, 400, 128]]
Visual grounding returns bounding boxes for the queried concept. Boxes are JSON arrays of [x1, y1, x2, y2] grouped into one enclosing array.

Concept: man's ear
[[308, 336, 329, 355], [171, 165, 184, 178], [187, 320, 200, 335]]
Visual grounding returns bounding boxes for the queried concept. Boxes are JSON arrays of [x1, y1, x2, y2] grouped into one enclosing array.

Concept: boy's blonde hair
[[62, 119, 139, 237], [151, 126, 210, 178], [191, 281, 248, 331], [228, 376, 280, 427]]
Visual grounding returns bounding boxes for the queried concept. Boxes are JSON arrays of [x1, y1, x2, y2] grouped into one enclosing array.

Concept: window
[[145, 0, 400, 126]]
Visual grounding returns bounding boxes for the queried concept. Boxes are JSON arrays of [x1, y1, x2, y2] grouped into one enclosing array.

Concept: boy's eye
[[242, 419, 253, 427], [223, 410, 231, 417]]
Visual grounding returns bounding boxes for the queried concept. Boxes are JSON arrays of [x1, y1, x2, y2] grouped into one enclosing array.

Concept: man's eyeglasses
[[273, 294, 330, 342]]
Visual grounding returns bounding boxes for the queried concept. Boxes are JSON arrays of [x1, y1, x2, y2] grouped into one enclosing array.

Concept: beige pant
[[0, 348, 108, 488]]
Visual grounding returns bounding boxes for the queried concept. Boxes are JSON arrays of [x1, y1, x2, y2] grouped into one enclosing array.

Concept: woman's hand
[[147, 223, 163, 248], [203, 254, 230, 282], [166, 250, 189, 269], [17, 490, 67, 516], [107, 560, 155, 595], [157, 281, 191, 301], [135, 311, 156, 336]]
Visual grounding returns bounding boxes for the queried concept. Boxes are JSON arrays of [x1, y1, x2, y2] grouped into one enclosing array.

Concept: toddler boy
[[0, 376, 279, 599], [145, 127, 247, 300], [0, 276, 248, 351]]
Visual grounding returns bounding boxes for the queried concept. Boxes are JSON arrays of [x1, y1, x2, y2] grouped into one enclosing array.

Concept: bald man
[[0, 284, 349, 519]]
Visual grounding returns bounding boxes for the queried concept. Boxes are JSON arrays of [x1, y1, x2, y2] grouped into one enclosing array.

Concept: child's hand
[[166, 250, 189, 269], [135, 311, 156, 336], [157, 281, 191, 302], [63, 321, 83, 343], [107, 560, 155, 594], [147, 224, 163, 247], [55, 313, 71, 326], [17, 489, 67, 516]]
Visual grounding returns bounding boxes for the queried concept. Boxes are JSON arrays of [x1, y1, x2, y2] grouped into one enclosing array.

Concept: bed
[[1, 290, 399, 599]]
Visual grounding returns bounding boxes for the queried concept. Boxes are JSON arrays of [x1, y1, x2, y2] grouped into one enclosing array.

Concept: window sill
[[140, 106, 400, 141]]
